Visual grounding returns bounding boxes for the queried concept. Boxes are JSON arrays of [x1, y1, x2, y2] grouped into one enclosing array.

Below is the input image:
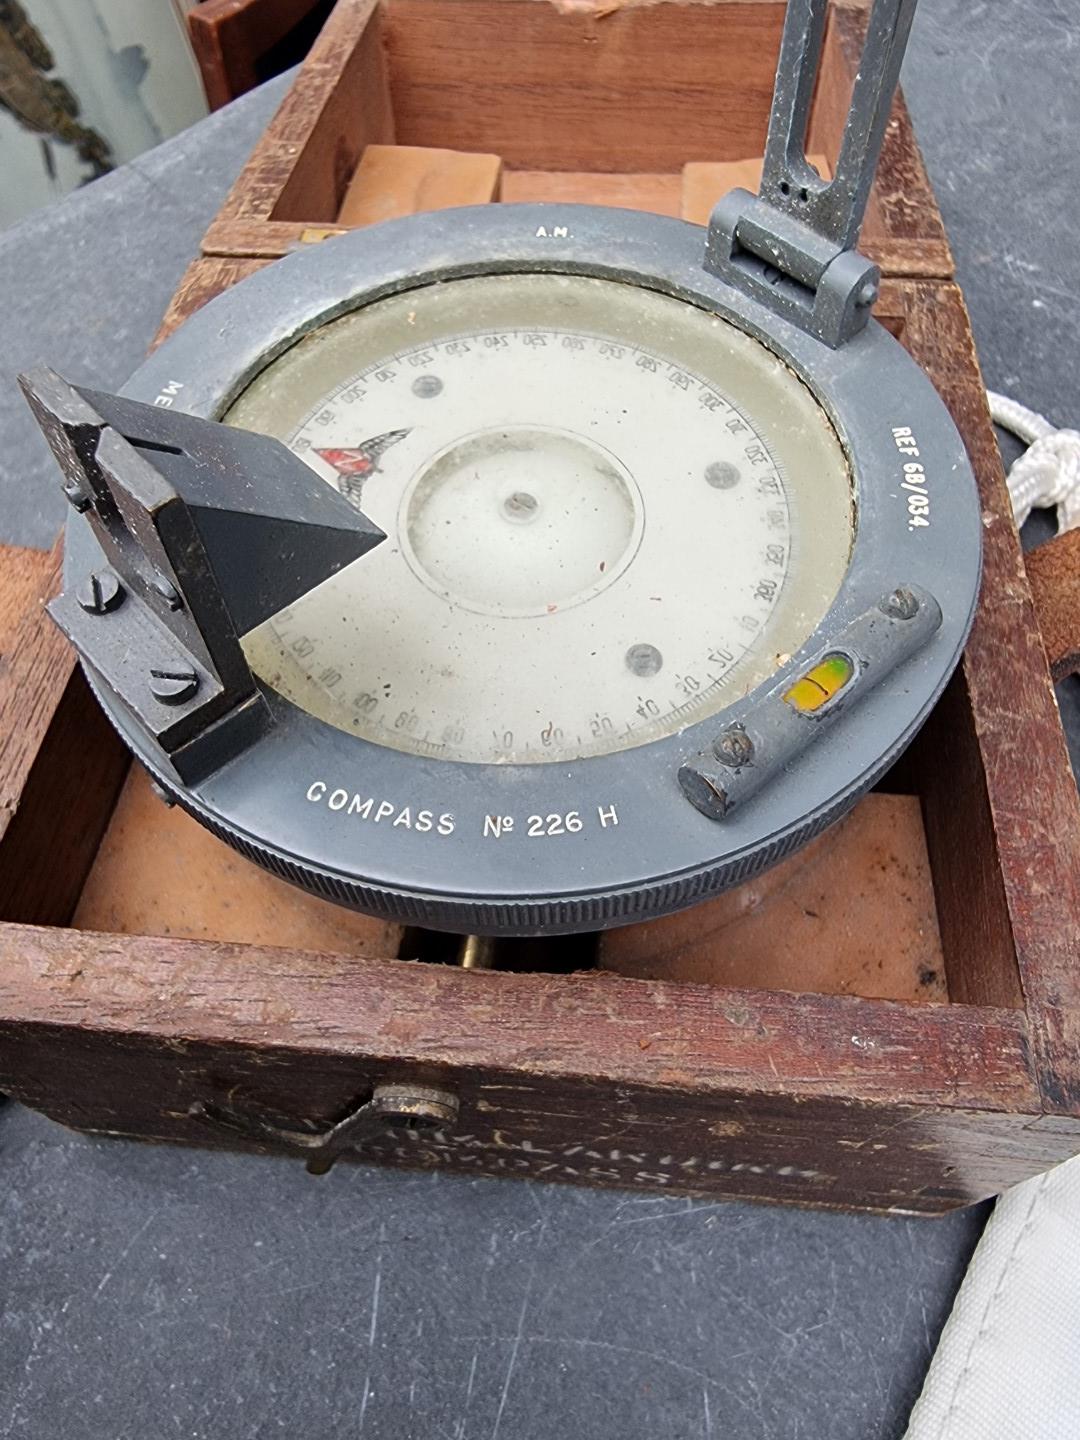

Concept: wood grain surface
[[1023, 527, 1080, 680], [501, 170, 682, 216], [0, 544, 127, 924], [153, 255, 272, 348], [203, 0, 392, 250], [188, 0, 332, 111], [0, 544, 66, 845], [0, 918, 1058, 1211], [895, 279, 1080, 1112], [199, 0, 954, 272]]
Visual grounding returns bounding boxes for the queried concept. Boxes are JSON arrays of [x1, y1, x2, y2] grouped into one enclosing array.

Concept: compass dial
[[228, 273, 854, 764]]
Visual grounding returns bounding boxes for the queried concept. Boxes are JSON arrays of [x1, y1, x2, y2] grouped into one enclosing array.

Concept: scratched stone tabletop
[[2, 2, 1079, 1436]]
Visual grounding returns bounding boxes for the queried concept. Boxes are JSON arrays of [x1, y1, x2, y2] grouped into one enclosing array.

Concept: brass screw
[[458, 935, 496, 970]]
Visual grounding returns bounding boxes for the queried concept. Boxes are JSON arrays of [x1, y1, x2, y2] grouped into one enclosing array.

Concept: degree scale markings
[[272, 331, 786, 757], [231, 274, 852, 767]]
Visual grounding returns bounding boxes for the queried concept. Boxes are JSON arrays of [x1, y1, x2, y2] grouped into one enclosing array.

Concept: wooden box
[[3, 0, 1080, 1215], [196, 0, 950, 275]]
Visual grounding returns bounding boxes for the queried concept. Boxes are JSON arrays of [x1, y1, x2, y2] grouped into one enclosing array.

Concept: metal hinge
[[705, 0, 918, 348]]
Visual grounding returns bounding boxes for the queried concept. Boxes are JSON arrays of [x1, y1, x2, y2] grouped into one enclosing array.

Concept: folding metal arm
[[705, 0, 919, 347]]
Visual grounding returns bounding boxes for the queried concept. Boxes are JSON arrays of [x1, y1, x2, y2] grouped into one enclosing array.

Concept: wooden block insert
[[69, 763, 951, 1009], [600, 794, 948, 1003], [17, 497, 951, 1007], [336, 144, 502, 226], [75, 767, 403, 958], [500, 171, 682, 217]]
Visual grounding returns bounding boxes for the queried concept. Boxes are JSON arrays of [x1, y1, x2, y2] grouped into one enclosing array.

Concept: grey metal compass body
[[26, 0, 981, 935]]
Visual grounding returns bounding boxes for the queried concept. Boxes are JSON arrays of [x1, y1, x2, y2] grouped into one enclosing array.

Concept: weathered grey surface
[[0, 1104, 981, 1440], [1, 2, 1078, 1436], [904, 0, 1078, 426], [0, 74, 289, 553]]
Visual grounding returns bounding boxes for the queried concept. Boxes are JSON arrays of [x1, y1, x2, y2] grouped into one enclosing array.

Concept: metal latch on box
[[705, 0, 917, 348], [190, 1083, 461, 1175]]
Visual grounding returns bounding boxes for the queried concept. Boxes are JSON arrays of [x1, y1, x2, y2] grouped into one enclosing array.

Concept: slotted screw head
[[76, 569, 124, 615], [880, 587, 920, 621], [152, 574, 182, 611], [149, 664, 199, 705], [713, 725, 755, 769], [62, 480, 91, 513]]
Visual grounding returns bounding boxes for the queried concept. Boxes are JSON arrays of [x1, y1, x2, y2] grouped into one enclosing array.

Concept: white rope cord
[[988, 391, 1080, 533]]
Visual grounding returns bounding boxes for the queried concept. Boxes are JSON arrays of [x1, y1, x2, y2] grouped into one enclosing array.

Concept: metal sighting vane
[[21, 367, 383, 783]]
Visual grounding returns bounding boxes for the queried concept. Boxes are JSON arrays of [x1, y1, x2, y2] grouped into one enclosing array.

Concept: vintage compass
[[25, 0, 980, 935]]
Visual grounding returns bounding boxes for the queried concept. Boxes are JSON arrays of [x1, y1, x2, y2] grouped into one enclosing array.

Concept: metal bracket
[[705, 0, 918, 347], [678, 585, 941, 820], [190, 1083, 461, 1175], [20, 368, 383, 784]]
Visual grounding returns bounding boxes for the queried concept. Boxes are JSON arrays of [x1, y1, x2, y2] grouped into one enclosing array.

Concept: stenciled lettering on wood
[[360, 1127, 828, 1190]]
